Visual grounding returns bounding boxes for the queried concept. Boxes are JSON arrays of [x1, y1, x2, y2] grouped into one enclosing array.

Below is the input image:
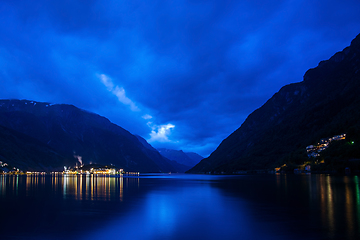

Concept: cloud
[[148, 123, 176, 143], [99, 73, 115, 91], [142, 114, 153, 120], [1, 0, 360, 157], [98, 73, 177, 145], [98, 74, 139, 112]]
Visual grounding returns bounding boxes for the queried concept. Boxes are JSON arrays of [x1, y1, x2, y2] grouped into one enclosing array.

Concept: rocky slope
[[188, 33, 360, 173]]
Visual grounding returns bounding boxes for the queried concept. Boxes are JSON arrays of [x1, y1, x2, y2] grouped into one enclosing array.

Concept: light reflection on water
[[272, 174, 360, 240], [9, 174, 140, 202], [60, 175, 127, 201], [0, 173, 360, 240]]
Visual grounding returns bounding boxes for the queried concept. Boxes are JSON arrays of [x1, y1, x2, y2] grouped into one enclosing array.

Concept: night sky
[[1, 0, 360, 157]]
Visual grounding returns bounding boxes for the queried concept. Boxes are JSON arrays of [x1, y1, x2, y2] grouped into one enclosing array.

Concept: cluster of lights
[[0, 161, 8, 168], [63, 166, 124, 175], [26, 172, 46, 175], [306, 133, 347, 158]]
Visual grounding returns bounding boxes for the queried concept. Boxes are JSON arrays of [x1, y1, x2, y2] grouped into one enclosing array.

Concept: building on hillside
[[306, 133, 346, 158], [320, 138, 330, 144], [332, 134, 346, 141]]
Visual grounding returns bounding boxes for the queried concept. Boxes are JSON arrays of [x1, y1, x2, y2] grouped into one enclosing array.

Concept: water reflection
[[63, 175, 126, 201], [271, 174, 360, 239], [1, 174, 360, 240], [0, 174, 134, 202], [315, 175, 360, 239]]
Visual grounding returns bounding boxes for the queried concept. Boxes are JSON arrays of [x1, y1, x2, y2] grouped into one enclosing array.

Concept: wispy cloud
[[148, 123, 176, 143], [99, 73, 175, 144], [98, 74, 139, 112], [142, 114, 153, 120]]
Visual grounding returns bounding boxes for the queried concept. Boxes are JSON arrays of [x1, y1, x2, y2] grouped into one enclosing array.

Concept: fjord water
[[0, 174, 359, 240]]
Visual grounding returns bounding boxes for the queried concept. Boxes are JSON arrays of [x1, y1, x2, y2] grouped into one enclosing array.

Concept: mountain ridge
[[157, 148, 203, 168], [188, 33, 360, 173], [0, 99, 183, 172]]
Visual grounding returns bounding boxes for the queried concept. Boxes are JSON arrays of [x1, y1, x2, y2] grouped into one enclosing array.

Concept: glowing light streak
[[354, 176, 360, 231]]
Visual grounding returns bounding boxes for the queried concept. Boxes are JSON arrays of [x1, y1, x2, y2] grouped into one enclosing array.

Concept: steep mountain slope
[[0, 125, 72, 171], [0, 100, 173, 172], [135, 136, 190, 172], [189, 33, 360, 173], [185, 152, 204, 164], [157, 148, 203, 168]]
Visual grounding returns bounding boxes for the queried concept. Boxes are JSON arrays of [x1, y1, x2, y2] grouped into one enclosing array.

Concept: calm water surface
[[0, 173, 360, 240]]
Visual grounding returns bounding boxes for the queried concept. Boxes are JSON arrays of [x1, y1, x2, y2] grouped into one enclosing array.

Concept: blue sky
[[1, 0, 360, 157]]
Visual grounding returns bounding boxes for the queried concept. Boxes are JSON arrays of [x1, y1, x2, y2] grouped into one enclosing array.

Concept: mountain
[[188, 33, 360, 174], [185, 152, 204, 164], [135, 136, 190, 173], [157, 148, 203, 168], [0, 100, 178, 172], [0, 125, 70, 172]]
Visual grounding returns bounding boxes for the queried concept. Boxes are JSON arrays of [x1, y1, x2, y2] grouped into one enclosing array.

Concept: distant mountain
[[185, 152, 204, 163], [0, 100, 178, 172], [188, 33, 360, 174], [135, 136, 190, 173], [157, 148, 203, 168]]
